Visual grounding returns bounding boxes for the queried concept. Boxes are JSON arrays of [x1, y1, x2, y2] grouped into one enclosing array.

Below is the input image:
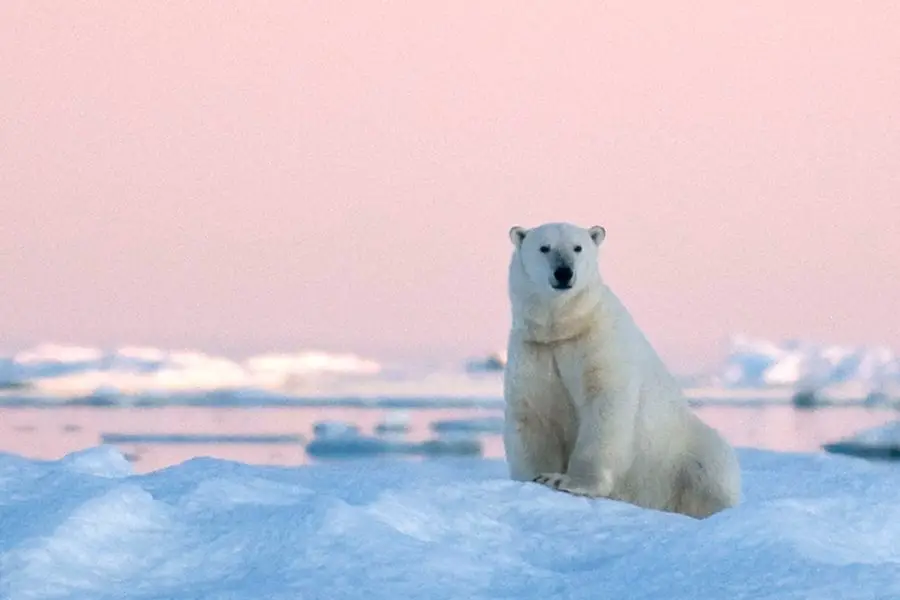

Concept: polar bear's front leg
[[536, 370, 639, 498], [561, 403, 635, 496], [505, 411, 567, 482]]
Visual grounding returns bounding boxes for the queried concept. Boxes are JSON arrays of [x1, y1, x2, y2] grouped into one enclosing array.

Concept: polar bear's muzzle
[[551, 265, 574, 290]]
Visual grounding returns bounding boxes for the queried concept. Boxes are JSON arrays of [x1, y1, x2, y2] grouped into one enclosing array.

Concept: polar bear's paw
[[533, 471, 613, 498], [533, 473, 595, 497]]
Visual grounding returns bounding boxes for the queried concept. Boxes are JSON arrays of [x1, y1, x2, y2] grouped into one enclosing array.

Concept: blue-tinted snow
[[1, 446, 899, 599]]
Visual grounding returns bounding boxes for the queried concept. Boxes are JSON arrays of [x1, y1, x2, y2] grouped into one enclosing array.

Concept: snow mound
[[1, 448, 899, 599]]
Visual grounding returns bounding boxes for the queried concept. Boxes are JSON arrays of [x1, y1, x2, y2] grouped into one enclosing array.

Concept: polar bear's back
[[597, 284, 687, 403], [594, 287, 741, 511]]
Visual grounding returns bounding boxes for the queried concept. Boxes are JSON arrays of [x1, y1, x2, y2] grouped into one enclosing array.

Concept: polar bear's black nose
[[554, 266, 573, 285]]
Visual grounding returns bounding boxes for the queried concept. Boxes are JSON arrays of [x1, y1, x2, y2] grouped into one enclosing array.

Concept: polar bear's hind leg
[[672, 454, 740, 519]]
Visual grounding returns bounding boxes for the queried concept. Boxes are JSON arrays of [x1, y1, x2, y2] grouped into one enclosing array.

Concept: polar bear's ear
[[509, 226, 528, 247], [589, 226, 606, 246]]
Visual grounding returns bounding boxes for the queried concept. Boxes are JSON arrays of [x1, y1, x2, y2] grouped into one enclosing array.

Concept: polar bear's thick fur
[[502, 222, 740, 519]]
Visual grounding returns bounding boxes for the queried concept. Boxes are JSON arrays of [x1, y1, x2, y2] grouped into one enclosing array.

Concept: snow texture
[[1, 446, 900, 599]]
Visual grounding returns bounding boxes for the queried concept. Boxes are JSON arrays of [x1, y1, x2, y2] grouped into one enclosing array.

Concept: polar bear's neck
[[512, 284, 607, 344]]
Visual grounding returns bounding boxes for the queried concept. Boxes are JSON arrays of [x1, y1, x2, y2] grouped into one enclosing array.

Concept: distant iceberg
[[823, 420, 900, 460], [0, 343, 381, 400], [2, 336, 899, 406], [465, 351, 506, 373], [305, 419, 483, 459], [430, 416, 504, 435], [704, 334, 900, 396]]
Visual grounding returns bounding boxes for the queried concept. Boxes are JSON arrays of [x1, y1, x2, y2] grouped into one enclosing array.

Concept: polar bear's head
[[508, 222, 606, 295]]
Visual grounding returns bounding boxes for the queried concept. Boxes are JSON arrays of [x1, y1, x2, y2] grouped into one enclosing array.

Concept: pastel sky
[[2, 2, 899, 372]]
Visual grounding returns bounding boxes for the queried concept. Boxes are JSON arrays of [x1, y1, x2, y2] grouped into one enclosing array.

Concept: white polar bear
[[502, 222, 740, 519]]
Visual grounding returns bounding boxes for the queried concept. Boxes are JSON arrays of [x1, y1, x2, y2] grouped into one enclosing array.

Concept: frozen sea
[[1, 445, 900, 599]]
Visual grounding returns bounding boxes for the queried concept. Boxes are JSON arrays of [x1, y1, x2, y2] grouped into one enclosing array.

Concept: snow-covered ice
[[430, 416, 505, 435], [824, 420, 900, 460], [845, 420, 900, 446], [1, 446, 899, 599], [305, 421, 483, 459]]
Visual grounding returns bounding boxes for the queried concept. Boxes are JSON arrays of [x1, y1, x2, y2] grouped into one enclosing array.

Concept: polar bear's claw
[[533, 472, 566, 489], [534, 473, 595, 497]]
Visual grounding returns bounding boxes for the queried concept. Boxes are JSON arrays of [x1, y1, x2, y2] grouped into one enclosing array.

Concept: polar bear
[[502, 222, 740, 519]]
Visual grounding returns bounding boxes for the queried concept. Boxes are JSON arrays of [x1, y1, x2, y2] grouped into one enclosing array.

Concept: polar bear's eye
[[539, 245, 551, 253], [573, 245, 583, 253]]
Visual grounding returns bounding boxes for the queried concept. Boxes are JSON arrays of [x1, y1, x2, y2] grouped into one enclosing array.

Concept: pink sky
[[2, 2, 899, 372]]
